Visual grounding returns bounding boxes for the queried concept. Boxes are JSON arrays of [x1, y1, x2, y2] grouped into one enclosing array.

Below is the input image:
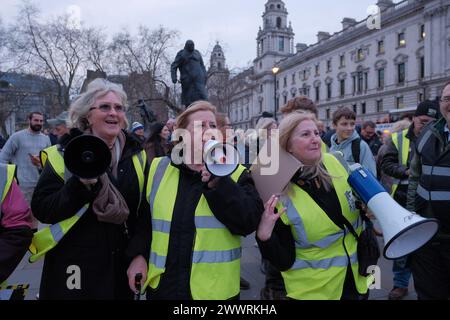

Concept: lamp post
[[272, 66, 280, 121]]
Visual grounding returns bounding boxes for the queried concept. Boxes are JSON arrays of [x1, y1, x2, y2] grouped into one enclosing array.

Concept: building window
[[420, 56, 425, 79], [340, 79, 345, 97], [279, 36, 284, 51], [398, 63, 405, 84], [260, 84, 263, 93], [398, 32, 406, 47], [378, 40, 385, 54], [378, 69, 385, 88], [291, 73, 296, 85], [420, 24, 425, 40], [326, 108, 330, 119], [283, 77, 287, 87], [283, 95, 287, 105], [302, 70, 307, 81], [327, 83, 332, 99], [340, 55, 345, 67], [327, 59, 332, 72], [353, 104, 357, 114], [364, 72, 368, 91], [259, 100, 263, 113], [357, 71, 363, 93], [357, 48, 364, 61], [418, 92, 424, 103], [276, 80, 279, 90], [361, 102, 366, 114], [396, 96, 404, 109], [315, 86, 320, 102], [276, 17, 282, 29], [352, 76, 356, 94], [376, 100, 383, 113], [315, 64, 320, 76]]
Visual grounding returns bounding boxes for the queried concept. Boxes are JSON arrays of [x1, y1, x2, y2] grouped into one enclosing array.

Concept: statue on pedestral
[[171, 40, 208, 107]]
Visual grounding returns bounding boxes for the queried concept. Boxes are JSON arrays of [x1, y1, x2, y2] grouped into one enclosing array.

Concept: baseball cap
[[47, 111, 68, 127], [414, 100, 439, 119]]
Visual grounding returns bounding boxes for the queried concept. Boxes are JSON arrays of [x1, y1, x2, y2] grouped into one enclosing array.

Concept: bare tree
[[109, 25, 181, 112], [6, 2, 87, 108], [83, 27, 110, 74]]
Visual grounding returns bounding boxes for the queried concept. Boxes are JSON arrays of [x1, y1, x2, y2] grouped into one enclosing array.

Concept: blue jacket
[[330, 130, 377, 177]]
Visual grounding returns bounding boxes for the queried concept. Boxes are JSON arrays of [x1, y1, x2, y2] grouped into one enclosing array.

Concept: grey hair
[[67, 78, 129, 131]]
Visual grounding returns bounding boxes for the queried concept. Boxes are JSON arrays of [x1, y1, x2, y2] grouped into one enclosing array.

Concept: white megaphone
[[348, 163, 439, 260], [203, 139, 240, 177]]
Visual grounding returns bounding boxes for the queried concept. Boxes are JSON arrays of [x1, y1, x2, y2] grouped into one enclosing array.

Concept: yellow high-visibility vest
[[144, 157, 246, 300], [29, 145, 147, 263], [279, 153, 370, 299], [390, 129, 410, 197], [0, 164, 16, 205]]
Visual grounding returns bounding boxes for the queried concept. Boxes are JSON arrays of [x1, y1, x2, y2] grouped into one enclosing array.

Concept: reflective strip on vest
[[152, 219, 171, 233], [422, 165, 450, 176], [192, 248, 241, 264], [417, 129, 433, 154], [150, 252, 166, 269], [417, 184, 450, 201], [291, 253, 357, 270], [148, 157, 171, 213], [48, 206, 86, 242], [195, 216, 226, 229], [285, 197, 361, 249]]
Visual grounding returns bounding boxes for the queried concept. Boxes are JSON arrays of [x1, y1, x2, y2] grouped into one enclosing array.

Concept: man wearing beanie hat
[[130, 122, 145, 144], [406, 82, 450, 300], [381, 99, 439, 300]]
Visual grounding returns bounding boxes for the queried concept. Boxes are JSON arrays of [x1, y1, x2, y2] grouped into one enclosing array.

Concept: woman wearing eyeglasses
[[31, 78, 149, 299]]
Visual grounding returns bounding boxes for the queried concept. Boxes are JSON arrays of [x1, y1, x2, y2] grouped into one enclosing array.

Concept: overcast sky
[[1, 0, 400, 70]]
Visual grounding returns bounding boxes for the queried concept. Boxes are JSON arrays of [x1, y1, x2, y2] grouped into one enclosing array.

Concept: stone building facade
[[228, 0, 450, 129]]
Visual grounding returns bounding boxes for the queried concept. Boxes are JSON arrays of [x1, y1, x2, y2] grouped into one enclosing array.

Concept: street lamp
[[272, 66, 280, 121]]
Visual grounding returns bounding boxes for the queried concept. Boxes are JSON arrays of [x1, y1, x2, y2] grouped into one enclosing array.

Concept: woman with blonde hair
[[127, 100, 263, 300], [256, 112, 370, 300]]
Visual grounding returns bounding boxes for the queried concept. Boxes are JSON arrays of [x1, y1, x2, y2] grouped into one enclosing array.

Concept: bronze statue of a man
[[171, 40, 208, 107]]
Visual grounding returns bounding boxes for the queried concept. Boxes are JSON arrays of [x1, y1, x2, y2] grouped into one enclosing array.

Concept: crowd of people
[[1, 78, 449, 301]]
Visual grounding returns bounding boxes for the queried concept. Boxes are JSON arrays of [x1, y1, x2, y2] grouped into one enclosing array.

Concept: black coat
[[31, 129, 149, 300]]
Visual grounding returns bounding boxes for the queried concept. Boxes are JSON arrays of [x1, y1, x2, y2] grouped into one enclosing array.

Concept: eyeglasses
[[90, 104, 125, 113], [440, 96, 450, 103]]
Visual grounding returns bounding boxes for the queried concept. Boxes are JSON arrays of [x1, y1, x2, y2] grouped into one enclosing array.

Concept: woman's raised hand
[[256, 194, 286, 242]]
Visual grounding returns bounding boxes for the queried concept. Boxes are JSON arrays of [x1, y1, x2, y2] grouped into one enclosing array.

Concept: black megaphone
[[64, 135, 111, 179]]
